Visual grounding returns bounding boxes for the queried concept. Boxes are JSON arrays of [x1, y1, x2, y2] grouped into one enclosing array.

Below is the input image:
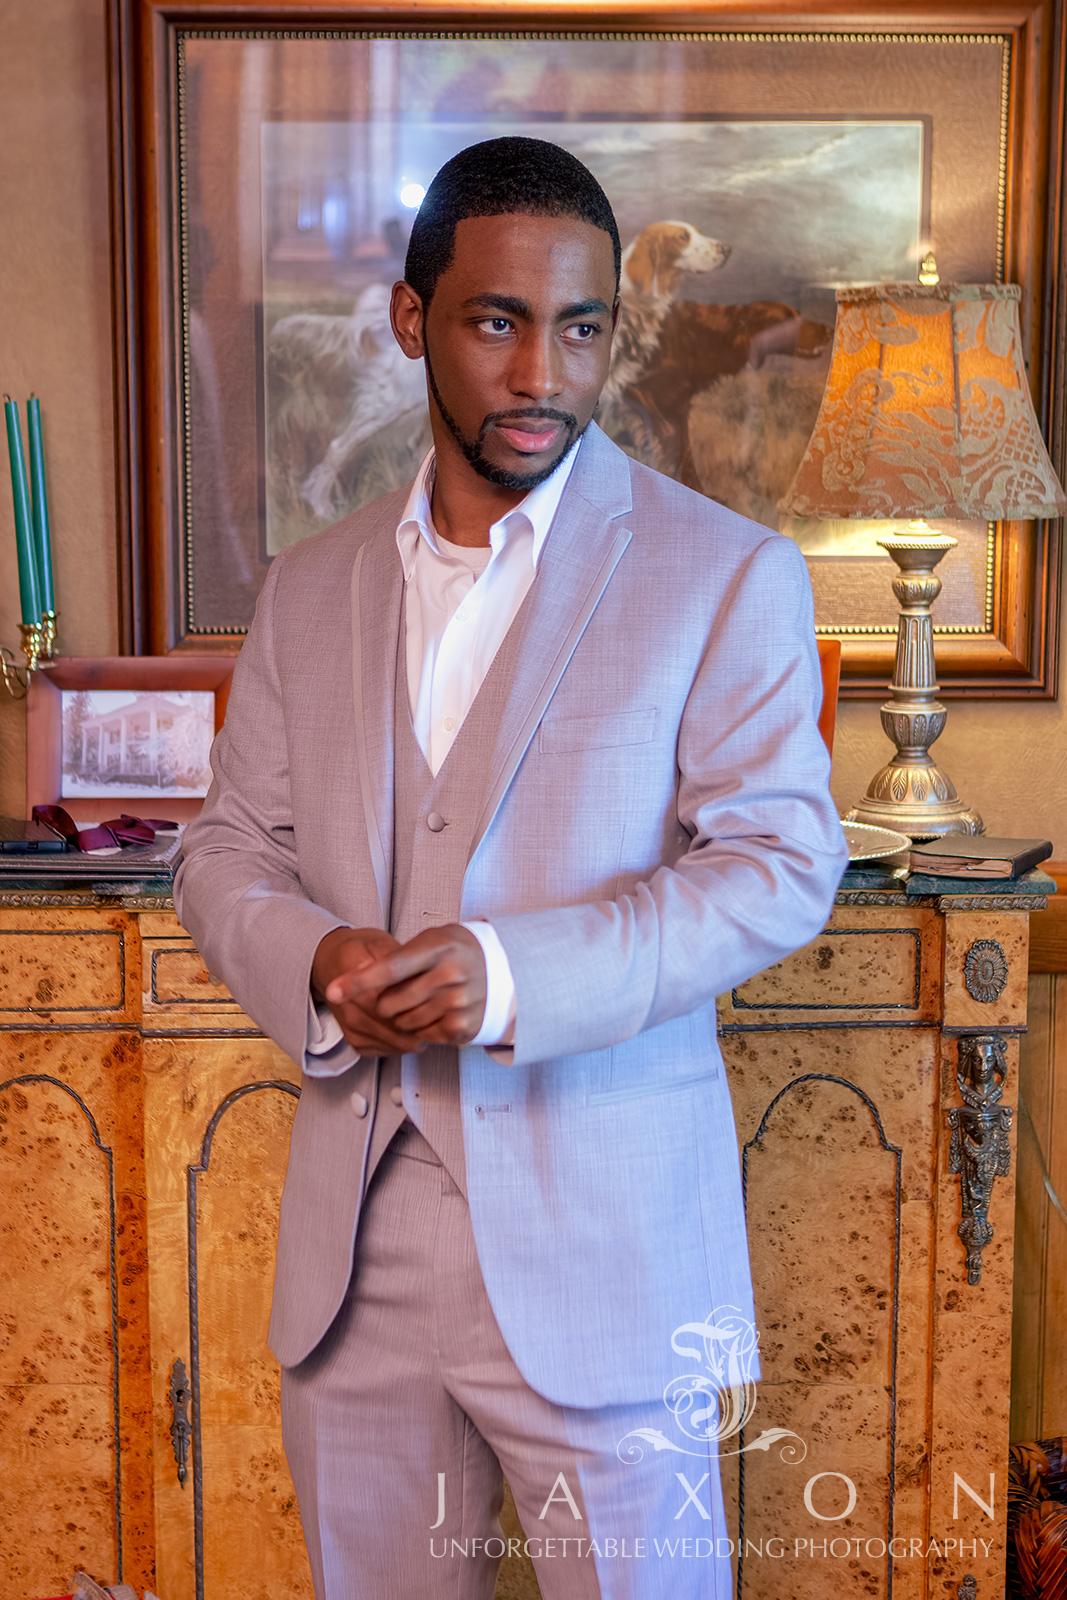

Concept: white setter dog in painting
[[271, 283, 426, 522]]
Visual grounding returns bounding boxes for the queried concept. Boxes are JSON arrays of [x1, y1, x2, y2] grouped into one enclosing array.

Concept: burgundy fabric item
[[33, 804, 177, 853]]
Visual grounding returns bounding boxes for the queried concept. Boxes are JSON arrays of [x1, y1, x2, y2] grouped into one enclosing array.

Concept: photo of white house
[[60, 689, 216, 799]]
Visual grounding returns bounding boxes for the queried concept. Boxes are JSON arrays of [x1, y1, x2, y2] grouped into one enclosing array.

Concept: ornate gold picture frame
[[109, 1, 1065, 694]]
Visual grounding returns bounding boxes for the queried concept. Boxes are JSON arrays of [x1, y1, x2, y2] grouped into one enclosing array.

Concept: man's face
[[392, 212, 618, 492]]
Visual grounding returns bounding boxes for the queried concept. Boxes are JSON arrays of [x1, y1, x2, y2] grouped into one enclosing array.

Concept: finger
[[381, 991, 457, 1030], [325, 964, 397, 1006], [374, 962, 469, 1019], [392, 998, 479, 1041], [312, 928, 401, 1000], [340, 1022, 426, 1054], [344, 1029, 427, 1054], [357, 935, 455, 992], [331, 1001, 427, 1055]]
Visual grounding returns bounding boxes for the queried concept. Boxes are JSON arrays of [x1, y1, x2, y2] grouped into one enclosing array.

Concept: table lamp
[[779, 279, 1066, 838]]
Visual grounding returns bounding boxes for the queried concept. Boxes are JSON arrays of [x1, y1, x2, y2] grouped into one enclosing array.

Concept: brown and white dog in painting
[[603, 220, 731, 406], [617, 300, 832, 489], [597, 218, 833, 494]]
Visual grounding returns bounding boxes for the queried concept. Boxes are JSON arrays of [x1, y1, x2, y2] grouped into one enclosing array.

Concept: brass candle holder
[[1, 614, 56, 697]]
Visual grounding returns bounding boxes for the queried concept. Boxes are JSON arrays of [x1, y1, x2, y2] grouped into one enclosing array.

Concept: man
[[175, 136, 847, 1600]]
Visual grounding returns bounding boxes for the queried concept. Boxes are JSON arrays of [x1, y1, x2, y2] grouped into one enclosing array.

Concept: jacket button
[[426, 812, 446, 832], [350, 1092, 368, 1118], [390, 1085, 404, 1107]]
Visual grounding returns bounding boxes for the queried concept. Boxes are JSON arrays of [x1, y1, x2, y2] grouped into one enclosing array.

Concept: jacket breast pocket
[[538, 707, 657, 755], [587, 1067, 719, 1106]]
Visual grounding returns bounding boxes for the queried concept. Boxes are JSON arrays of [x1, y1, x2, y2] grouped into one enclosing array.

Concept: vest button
[[390, 1085, 404, 1107], [426, 812, 446, 832], [350, 1092, 368, 1118]]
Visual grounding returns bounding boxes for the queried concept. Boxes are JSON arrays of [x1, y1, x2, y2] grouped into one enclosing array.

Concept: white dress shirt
[[306, 437, 580, 1068]]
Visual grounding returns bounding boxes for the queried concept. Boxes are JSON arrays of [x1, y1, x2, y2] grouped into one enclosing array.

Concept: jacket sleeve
[[488, 534, 850, 1067], [173, 554, 351, 1068]]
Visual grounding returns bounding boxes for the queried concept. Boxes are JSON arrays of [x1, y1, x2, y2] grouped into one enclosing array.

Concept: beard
[[423, 346, 583, 491]]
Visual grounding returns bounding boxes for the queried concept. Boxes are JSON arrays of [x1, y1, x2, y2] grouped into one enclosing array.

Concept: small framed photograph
[[26, 657, 236, 825], [60, 688, 216, 800]]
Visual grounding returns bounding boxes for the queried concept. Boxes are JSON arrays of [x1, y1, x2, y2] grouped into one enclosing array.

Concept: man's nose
[[509, 329, 563, 399]]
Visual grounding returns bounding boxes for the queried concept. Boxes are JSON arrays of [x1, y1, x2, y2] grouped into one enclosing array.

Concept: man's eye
[[479, 317, 512, 333], [566, 323, 598, 341]]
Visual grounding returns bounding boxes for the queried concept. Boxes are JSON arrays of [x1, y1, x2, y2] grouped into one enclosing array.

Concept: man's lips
[[493, 420, 565, 453]]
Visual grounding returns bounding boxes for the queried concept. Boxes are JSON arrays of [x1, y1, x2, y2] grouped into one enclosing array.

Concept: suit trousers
[[280, 1121, 732, 1600]]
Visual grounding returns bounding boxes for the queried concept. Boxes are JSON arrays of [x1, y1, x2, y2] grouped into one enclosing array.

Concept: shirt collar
[[395, 435, 582, 580]]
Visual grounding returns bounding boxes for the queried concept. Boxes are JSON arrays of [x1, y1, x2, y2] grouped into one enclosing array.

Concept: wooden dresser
[[0, 872, 1051, 1600]]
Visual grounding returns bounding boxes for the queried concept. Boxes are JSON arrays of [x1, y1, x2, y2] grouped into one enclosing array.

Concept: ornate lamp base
[[847, 774, 983, 839], [850, 528, 983, 841]]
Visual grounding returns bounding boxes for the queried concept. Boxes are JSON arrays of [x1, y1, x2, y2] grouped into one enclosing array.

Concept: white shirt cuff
[[462, 919, 517, 1047], [303, 993, 359, 1077]]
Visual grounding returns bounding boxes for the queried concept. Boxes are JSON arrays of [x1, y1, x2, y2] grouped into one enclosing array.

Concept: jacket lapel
[[350, 523, 404, 922], [466, 425, 634, 862]]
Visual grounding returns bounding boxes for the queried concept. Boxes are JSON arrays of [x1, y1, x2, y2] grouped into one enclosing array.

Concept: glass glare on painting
[[178, 31, 1006, 637], [262, 116, 924, 557]]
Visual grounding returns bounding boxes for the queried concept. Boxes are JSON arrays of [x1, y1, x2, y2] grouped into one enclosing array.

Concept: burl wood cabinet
[[0, 875, 1047, 1600]]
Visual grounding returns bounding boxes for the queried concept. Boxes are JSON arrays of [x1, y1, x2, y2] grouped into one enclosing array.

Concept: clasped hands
[[311, 924, 488, 1054]]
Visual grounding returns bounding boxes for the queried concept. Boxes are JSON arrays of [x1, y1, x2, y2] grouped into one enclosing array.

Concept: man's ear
[[611, 296, 621, 334], [390, 280, 426, 359]]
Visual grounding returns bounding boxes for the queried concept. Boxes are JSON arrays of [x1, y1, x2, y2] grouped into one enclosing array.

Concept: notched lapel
[[467, 448, 633, 862], [350, 534, 403, 921]]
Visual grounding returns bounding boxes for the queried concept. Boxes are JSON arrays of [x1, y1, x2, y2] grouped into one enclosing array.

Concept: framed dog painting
[[112, 2, 1065, 695]]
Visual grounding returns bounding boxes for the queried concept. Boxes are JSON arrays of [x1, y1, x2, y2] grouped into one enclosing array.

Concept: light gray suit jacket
[[175, 422, 848, 1406]]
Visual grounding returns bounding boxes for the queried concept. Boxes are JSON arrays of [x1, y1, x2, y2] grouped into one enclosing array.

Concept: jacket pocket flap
[[538, 707, 657, 755]]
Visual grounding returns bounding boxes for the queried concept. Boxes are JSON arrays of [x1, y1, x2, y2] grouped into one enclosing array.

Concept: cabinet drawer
[[719, 907, 942, 1028], [0, 910, 136, 1026], [139, 913, 259, 1033]]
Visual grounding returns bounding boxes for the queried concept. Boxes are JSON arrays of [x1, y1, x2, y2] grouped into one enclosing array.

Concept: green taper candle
[[4, 396, 40, 625], [26, 396, 54, 614]]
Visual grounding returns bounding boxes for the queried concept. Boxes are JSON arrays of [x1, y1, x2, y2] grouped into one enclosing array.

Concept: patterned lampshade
[[779, 282, 1066, 521]]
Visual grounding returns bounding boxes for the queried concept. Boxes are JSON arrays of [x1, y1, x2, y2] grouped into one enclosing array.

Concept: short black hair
[[404, 136, 621, 307]]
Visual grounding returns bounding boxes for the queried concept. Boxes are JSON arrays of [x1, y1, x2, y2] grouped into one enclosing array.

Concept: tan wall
[[832, 638, 1067, 847], [0, 0, 118, 819], [0, 1, 1064, 848]]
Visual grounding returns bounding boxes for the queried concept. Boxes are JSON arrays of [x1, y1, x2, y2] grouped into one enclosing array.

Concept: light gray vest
[[390, 633, 469, 1192], [388, 576, 536, 1194]]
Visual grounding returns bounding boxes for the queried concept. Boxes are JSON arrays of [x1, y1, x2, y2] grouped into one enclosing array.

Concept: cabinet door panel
[[720, 1024, 945, 1600], [0, 1030, 153, 1596], [740, 1072, 901, 1600], [144, 1037, 311, 1600]]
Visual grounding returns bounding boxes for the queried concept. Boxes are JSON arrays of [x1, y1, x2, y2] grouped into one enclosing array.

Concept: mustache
[[478, 407, 578, 440]]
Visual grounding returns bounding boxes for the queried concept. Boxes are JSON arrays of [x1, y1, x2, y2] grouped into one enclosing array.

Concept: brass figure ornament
[[948, 1034, 1013, 1286]]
